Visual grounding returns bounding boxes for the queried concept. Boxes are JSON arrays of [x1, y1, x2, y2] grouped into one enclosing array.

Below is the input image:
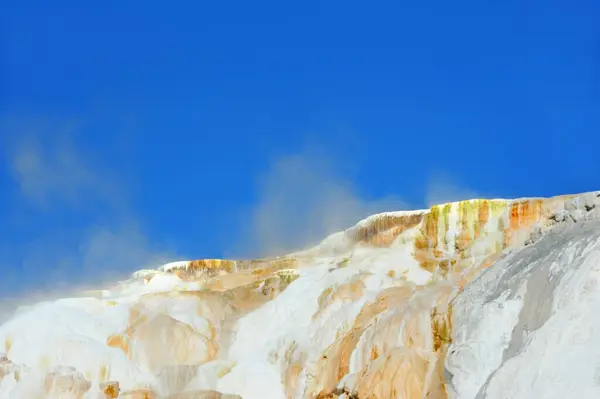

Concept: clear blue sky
[[0, 1, 599, 296]]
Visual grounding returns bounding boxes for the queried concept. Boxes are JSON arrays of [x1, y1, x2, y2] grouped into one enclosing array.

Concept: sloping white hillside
[[447, 219, 600, 399], [0, 191, 598, 398]]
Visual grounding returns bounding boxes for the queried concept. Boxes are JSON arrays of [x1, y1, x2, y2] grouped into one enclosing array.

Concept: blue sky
[[0, 1, 599, 297]]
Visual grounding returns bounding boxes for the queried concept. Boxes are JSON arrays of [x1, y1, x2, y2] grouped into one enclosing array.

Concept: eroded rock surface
[[0, 191, 599, 398]]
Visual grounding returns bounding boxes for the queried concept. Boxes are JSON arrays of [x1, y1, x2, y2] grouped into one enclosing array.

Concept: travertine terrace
[[1, 191, 599, 398]]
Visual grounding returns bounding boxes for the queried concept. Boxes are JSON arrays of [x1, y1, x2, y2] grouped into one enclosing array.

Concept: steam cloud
[[231, 148, 484, 259], [1, 121, 483, 310], [230, 145, 409, 258], [0, 119, 176, 308]]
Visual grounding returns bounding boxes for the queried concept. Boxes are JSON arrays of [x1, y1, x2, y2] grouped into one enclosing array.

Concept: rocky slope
[[0, 191, 599, 398]]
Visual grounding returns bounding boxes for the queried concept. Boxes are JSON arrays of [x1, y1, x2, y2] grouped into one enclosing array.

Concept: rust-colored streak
[[101, 381, 120, 399], [349, 213, 424, 247], [430, 305, 452, 352], [370, 346, 380, 360], [311, 328, 364, 397], [336, 329, 365, 383], [106, 334, 131, 359], [514, 200, 544, 230], [509, 202, 520, 231], [313, 279, 366, 321], [354, 287, 413, 329], [475, 200, 489, 239], [430, 300, 453, 399], [316, 388, 359, 399], [165, 257, 298, 283], [504, 199, 546, 247], [310, 287, 415, 397], [354, 348, 431, 399]]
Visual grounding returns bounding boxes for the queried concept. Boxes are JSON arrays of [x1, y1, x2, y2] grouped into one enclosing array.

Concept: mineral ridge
[[1, 191, 600, 398]]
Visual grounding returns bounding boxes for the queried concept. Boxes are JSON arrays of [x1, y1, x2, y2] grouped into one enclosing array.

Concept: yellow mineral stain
[[413, 198, 537, 273], [38, 354, 50, 370], [457, 200, 480, 253], [216, 363, 235, 378], [425, 205, 440, 249], [99, 364, 108, 382], [442, 203, 452, 233], [276, 269, 300, 287], [317, 287, 333, 309], [107, 334, 131, 359]]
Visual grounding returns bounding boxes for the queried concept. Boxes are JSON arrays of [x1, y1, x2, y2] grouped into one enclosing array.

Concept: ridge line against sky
[[1, 1, 599, 297], [0, 122, 480, 298]]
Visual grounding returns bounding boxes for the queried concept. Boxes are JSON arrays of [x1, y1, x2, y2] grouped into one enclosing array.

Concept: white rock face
[[447, 219, 600, 399], [0, 191, 598, 398]]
